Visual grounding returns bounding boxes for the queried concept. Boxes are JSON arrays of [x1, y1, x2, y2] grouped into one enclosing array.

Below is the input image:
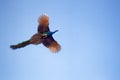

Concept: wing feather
[[38, 14, 50, 33], [30, 33, 43, 45], [42, 36, 61, 53]]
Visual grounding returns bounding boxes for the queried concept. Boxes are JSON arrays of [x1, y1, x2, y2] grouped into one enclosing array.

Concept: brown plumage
[[42, 36, 61, 53], [10, 33, 44, 49], [37, 14, 61, 53], [10, 14, 61, 53]]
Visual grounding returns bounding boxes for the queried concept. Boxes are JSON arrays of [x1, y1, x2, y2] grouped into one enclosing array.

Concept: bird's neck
[[43, 30, 58, 36]]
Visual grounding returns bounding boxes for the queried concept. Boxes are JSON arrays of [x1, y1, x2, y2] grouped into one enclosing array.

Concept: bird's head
[[38, 14, 49, 26], [53, 30, 59, 34], [51, 30, 59, 35], [54, 30, 59, 33]]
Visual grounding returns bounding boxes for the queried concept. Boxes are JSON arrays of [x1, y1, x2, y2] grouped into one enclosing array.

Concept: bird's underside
[[10, 14, 61, 53]]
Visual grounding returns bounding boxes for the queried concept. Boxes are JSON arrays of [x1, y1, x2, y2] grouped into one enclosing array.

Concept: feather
[[30, 33, 43, 45], [38, 14, 49, 27], [38, 14, 50, 33], [10, 14, 61, 53], [42, 36, 61, 53], [10, 40, 30, 49], [10, 33, 44, 49]]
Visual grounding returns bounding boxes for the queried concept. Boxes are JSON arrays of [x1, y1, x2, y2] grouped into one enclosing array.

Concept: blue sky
[[0, 0, 120, 80]]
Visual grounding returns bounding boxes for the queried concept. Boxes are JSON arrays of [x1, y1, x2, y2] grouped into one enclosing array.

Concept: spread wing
[[42, 36, 61, 53], [37, 14, 50, 33]]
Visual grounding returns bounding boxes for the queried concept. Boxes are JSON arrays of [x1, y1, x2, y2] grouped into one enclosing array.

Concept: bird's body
[[10, 14, 61, 53]]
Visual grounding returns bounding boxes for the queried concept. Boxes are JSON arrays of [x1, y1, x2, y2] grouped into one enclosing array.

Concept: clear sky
[[0, 0, 120, 80]]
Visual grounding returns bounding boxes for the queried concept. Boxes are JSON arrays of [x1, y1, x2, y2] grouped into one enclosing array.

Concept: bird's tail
[[10, 40, 30, 49]]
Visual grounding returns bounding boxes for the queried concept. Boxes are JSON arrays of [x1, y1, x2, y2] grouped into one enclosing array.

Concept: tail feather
[[10, 40, 30, 49]]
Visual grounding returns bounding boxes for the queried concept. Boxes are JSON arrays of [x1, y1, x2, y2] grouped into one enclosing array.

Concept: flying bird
[[10, 14, 61, 53]]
